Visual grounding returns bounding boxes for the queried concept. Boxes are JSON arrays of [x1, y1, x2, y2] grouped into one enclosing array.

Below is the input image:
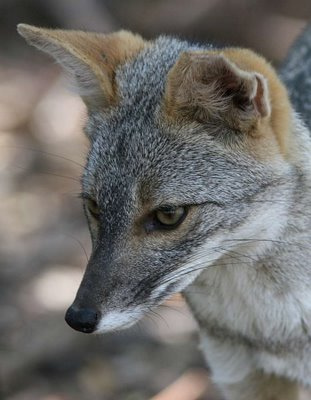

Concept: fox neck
[[184, 111, 311, 343]]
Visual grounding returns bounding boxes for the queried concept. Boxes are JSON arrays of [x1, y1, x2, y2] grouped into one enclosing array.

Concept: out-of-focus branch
[[150, 369, 210, 400], [38, 0, 117, 31]]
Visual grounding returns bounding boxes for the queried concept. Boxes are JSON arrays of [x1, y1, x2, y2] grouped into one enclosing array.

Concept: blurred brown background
[[0, 1, 310, 400]]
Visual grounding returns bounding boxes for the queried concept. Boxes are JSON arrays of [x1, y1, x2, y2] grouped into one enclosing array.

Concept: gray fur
[[80, 34, 311, 398], [84, 30, 311, 399], [19, 24, 311, 400], [80, 36, 287, 314], [281, 24, 311, 131]]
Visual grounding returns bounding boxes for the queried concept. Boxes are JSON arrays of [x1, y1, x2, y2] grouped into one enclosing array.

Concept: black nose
[[65, 306, 99, 333]]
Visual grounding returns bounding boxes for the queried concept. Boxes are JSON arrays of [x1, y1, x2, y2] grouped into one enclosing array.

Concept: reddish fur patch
[[219, 48, 291, 156], [165, 48, 291, 157], [18, 25, 146, 106]]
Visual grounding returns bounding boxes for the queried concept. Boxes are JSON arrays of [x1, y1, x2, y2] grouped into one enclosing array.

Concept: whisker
[[155, 234, 311, 295], [143, 312, 159, 330], [224, 237, 311, 251], [158, 258, 254, 288], [61, 232, 89, 264], [149, 308, 169, 329], [156, 303, 188, 318], [12, 165, 81, 183], [2, 145, 85, 169], [215, 246, 258, 263], [135, 320, 146, 336], [57, 192, 84, 198], [156, 244, 239, 287]]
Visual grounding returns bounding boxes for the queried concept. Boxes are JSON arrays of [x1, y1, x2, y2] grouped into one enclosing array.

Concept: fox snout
[[64, 246, 150, 334], [64, 248, 105, 333], [65, 306, 99, 333]]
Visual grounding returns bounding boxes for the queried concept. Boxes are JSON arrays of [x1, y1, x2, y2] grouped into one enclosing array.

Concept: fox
[[17, 23, 311, 400]]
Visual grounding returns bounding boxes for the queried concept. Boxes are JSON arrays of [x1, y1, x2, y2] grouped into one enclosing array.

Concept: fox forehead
[[80, 37, 192, 201], [82, 112, 274, 215], [80, 35, 284, 211]]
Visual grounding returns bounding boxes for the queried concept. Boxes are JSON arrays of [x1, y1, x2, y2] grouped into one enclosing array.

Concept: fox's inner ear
[[17, 24, 145, 109], [165, 51, 272, 133]]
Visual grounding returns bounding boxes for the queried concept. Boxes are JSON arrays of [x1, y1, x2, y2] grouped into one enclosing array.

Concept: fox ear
[[17, 24, 145, 109], [165, 51, 271, 133]]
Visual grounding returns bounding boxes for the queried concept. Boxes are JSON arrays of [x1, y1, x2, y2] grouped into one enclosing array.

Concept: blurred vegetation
[[0, 1, 310, 400]]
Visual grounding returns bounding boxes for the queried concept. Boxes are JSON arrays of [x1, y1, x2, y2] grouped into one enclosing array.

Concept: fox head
[[18, 24, 293, 334]]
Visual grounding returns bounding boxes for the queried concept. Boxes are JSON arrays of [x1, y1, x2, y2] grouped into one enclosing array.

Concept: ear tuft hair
[[165, 51, 271, 131], [17, 24, 146, 110], [165, 48, 291, 155]]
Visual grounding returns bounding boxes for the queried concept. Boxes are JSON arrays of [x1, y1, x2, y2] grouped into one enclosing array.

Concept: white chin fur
[[95, 309, 142, 334]]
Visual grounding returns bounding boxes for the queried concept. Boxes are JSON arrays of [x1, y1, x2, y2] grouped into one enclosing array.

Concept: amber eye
[[155, 206, 187, 229], [86, 199, 100, 219]]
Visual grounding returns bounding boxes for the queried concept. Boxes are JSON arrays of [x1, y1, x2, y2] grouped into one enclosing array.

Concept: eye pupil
[[87, 199, 100, 218], [155, 206, 186, 228]]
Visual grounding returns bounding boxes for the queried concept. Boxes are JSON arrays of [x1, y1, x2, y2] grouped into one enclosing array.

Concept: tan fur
[[220, 48, 291, 156], [165, 48, 291, 157], [17, 24, 146, 107]]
